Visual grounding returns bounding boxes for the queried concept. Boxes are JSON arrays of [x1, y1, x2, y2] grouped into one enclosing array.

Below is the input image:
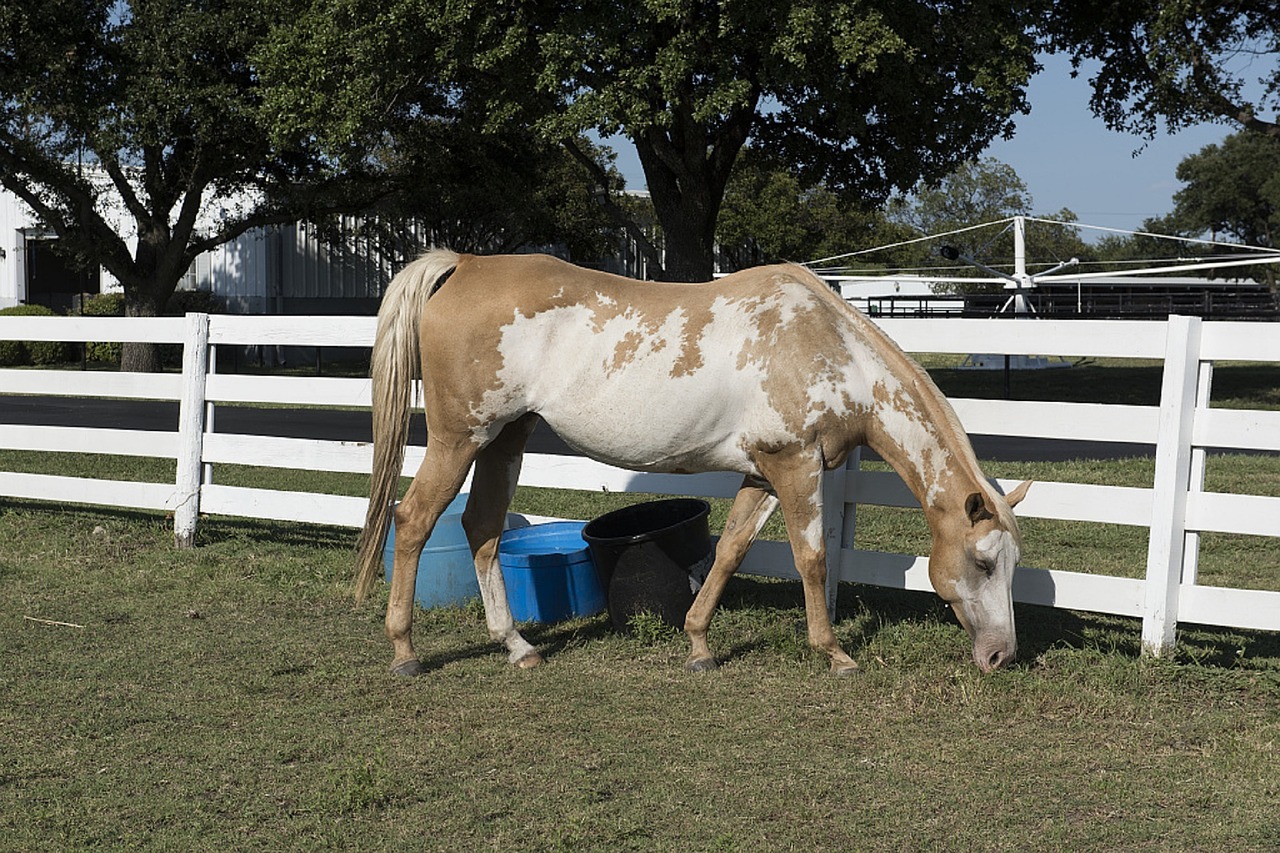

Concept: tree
[[885, 158, 1029, 292], [310, 0, 1038, 282], [0, 0, 395, 370], [889, 158, 1032, 249], [1042, 1, 1280, 139], [1173, 132, 1280, 247], [715, 148, 913, 272], [1172, 132, 1280, 286], [885, 159, 1094, 293], [368, 122, 623, 261], [256, 0, 632, 266]]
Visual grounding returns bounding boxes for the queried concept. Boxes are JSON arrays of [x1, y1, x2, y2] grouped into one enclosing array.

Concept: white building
[[1, 185, 399, 315]]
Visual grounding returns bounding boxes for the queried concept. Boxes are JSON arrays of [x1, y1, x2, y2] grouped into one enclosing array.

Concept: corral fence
[[1, 313, 1277, 656]]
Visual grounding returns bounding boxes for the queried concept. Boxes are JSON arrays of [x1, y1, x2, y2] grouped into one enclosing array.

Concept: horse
[[355, 249, 1031, 676]]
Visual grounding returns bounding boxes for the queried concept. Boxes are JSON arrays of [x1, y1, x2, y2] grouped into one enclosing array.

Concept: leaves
[[1043, 0, 1280, 138]]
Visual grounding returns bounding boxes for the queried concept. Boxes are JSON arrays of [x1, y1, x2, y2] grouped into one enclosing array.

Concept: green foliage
[[0, 0, 391, 372], [167, 288, 223, 316], [881, 159, 1095, 293], [1170, 132, 1280, 285], [0, 305, 74, 366], [76, 292, 124, 363], [717, 148, 916, 270], [282, 0, 1039, 280], [74, 289, 223, 365], [892, 158, 1032, 240], [1042, 2, 1280, 139]]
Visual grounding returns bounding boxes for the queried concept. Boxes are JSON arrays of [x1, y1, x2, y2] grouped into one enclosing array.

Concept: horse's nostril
[[988, 648, 1014, 670]]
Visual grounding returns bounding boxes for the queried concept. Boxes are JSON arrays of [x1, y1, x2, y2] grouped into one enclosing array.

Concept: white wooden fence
[[2, 313, 1277, 655]]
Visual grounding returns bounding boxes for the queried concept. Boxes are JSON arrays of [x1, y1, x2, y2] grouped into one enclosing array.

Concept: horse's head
[[928, 480, 1032, 673]]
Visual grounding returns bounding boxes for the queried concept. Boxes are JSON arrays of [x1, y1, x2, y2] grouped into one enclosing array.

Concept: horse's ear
[[965, 492, 994, 525], [1005, 480, 1033, 509]]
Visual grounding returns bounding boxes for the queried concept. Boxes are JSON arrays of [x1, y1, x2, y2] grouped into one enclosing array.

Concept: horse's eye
[[976, 559, 995, 576]]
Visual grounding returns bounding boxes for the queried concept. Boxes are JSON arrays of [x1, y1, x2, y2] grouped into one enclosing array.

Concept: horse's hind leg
[[386, 439, 478, 676], [684, 476, 779, 672], [463, 414, 542, 668]]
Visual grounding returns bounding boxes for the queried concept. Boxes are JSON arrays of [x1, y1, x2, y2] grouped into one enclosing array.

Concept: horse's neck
[[863, 358, 984, 522]]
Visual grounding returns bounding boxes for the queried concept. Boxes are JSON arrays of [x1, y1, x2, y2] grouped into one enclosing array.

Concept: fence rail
[[1, 312, 1277, 653]]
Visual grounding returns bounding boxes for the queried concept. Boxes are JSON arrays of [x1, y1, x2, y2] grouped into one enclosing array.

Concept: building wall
[[2, 183, 665, 315]]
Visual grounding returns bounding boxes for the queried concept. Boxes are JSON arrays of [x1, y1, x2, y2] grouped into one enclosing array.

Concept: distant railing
[[857, 289, 1280, 320], [1, 313, 1277, 655]]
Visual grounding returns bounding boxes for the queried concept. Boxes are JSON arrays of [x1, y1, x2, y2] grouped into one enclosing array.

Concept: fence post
[[1141, 314, 1202, 656], [174, 312, 210, 548], [1181, 361, 1214, 585]]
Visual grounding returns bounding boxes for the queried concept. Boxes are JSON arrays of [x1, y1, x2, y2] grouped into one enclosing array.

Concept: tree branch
[[562, 137, 665, 276]]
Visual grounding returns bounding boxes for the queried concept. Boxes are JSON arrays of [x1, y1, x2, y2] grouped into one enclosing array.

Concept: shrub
[[168, 288, 222, 315], [77, 292, 126, 363], [77, 288, 224, 366], [0, 305, 75, 366]]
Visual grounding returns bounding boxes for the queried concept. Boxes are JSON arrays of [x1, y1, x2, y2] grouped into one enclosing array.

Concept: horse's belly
[[537, 388, 759, 475]]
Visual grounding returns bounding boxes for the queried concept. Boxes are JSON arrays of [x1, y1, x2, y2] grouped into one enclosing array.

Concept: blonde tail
[[354, 249, 461, 601]]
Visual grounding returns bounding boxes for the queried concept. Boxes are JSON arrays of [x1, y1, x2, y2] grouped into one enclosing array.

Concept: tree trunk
[[655, 203, 717, 282], [633, 103, 753, 282], [635, 133, 723, 283], [119, 283, 170, 373]]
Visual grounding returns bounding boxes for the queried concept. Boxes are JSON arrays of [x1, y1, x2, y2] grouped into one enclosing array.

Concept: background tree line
[[1, 1, 1277, 369]]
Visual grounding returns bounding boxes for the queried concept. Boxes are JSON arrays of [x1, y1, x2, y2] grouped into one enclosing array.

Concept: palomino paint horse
[[355, 250, 1031, 676]]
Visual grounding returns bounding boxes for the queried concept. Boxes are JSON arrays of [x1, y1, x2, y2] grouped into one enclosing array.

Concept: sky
[[604, 53, 1237, 239]]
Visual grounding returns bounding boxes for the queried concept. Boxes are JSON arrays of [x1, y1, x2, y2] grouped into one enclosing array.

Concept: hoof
[[390, 658, 426, 677], [831, 660, 860, 677], [685, 657, 719, 673], [515, 650, 544, 669]]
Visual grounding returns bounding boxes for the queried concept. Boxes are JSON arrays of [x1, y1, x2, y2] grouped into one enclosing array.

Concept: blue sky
[[985, 53, 1230, 232], [605, 53, 1236, 237]]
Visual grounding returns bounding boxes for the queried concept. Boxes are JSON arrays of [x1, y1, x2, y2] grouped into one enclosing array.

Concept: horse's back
[[419, 253, 871, 473]]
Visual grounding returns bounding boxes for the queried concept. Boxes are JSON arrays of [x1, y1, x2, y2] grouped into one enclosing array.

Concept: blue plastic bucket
[[383, 492, 479, 608], [498, 521, 604, 623]]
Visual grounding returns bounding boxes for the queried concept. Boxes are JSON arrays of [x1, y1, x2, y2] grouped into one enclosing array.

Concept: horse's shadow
[[408, 610, 617, 673], [407, 576, 1280, 674]]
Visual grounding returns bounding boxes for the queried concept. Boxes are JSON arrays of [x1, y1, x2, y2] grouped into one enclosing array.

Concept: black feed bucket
[[582, 498, 713, 632]]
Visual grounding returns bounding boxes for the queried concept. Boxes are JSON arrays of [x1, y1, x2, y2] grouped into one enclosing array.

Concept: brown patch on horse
[[609, 329, 647, 375], [670, 308, 714, 378]]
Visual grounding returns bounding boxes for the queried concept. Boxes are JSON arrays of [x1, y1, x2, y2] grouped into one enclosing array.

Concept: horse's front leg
[[758, 451, 858, 676], [684, 477, 778, 672]]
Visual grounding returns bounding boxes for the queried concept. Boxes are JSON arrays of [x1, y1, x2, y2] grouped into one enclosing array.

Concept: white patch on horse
[[975, 528, 1018, 574], [480, 299, 790, 476], [953, 528, 1018, 618], [803, 506, 825, 552], [804, 340, 875, 429], [870, 374, 952, 507]]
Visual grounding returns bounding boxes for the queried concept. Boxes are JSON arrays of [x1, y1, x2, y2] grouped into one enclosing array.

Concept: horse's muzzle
[[973, 636, 1017, 673]]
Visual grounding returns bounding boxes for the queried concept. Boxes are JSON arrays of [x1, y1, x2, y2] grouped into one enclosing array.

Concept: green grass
[[3, 360, 1279, 848], [2, 498, 1279, 850]]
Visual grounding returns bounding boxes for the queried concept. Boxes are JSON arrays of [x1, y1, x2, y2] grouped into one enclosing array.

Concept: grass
[[3, 359, 1279, 848], [2, 498, 1279, 850]]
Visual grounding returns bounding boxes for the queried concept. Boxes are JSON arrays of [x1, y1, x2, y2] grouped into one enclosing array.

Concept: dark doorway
[[26, 238, 100, 313]]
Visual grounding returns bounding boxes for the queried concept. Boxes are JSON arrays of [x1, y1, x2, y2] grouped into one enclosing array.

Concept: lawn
[[3, 482, 1280, 849], [2, 358, 1278, 849]]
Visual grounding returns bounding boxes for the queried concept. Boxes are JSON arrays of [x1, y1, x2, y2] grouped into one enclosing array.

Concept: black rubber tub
[[582, 498, 713, 631]]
